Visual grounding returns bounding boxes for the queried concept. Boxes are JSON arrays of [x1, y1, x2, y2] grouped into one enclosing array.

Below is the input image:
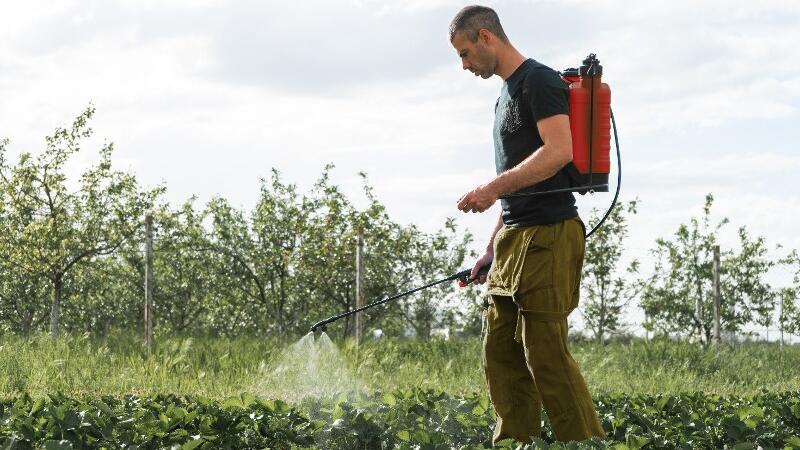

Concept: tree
[[721, 227, 778, 332], [393, 218, 472, 339], [0, 237, 50, 335], [205, 169, 313, 337], [0, 138, 52, 335], [0, 107, 159, 342], [152, 200, 217, 334], [204, 166, 473, 339], [580, 199, 641, 343], [110, 199, 217, 335], [292, 170, 472, 339], [779, 250, 800, 337], [60, 254, 140, 335], [641, 194, 777, 344]]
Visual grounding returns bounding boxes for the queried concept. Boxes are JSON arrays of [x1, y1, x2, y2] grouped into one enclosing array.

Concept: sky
[[1, 0, 799, 338]]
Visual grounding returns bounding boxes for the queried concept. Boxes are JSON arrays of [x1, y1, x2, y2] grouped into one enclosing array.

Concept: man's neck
[[496, 48, 527, 80]]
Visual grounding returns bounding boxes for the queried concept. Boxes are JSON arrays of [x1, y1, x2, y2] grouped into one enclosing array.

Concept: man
[[449, 5, 606, 444]]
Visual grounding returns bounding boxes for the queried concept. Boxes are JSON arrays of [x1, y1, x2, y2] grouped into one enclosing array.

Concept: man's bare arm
[[487, 114, 573, 197], [457, 114, 573, 213]]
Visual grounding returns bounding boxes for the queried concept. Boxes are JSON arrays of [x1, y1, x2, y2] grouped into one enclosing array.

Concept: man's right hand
[[470, 251, 494, 285]]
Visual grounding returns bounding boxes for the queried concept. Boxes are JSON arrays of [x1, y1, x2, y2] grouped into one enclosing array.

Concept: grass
[[0, 332, 798, 400]]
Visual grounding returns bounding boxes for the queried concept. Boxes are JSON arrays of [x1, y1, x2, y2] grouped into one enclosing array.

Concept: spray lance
[[310, 265, 491, 332], [309, 53, 621, 333]]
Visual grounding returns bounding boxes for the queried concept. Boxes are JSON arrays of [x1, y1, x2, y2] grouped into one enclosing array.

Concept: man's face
[[451, 30, 496, 79]]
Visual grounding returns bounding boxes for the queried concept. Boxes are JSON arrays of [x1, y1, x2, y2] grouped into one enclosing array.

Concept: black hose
[[585, 108, 621, 238]]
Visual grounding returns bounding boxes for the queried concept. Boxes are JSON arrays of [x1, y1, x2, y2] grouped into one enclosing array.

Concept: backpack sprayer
[[310, 54, 621, 333]]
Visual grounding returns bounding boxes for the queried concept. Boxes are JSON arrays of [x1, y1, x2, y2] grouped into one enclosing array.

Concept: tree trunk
[[144, 215, 154, 354], [598, 290, 606, 344], [695, 278, 703, 343], [50, 277, 62, 343], [21, 308, 33, 336]]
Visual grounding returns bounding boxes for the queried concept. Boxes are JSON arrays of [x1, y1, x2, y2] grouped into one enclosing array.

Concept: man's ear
[[478, 28, 492, 45]]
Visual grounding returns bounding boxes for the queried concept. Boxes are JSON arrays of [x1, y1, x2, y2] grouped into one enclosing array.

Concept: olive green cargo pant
[[483, 217, 605, 444]]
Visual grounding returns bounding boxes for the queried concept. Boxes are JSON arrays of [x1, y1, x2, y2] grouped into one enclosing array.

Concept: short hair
[[449, 5, 509, 43]]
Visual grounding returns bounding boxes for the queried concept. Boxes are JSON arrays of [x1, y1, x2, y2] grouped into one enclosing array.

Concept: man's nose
[[462, 60, 471, 70]]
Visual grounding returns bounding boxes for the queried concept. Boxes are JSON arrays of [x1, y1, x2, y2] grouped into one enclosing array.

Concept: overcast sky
[[2, 0, 799, 335]]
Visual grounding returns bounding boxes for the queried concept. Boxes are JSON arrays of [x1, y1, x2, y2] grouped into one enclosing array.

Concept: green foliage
[[1, 333, 800, 447], [0, 106, 160, 342], [0, 112, 474, 340], [0, 390, 798, 449], [580, 199, 640, 343], [779, 250, 800, 336], [642, 194, 778, 344], [199, 166, 473, 338]]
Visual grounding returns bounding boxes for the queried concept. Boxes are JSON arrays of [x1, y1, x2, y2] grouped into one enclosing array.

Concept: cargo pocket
[[486, 226, 537, 298], [516, 221, 578, 322], [517, 225, 556, 297]]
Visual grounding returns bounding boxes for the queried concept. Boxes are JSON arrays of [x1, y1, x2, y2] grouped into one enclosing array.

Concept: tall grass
[[1, 333, 797, 400]]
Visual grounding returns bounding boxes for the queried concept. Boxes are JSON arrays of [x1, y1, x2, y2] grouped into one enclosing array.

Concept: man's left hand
[[457, 183, 498, 213]]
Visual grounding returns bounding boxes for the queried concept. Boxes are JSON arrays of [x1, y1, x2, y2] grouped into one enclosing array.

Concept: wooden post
[[780, 291, 784, 348], [355, 231, 365, 345], [713, 245, 721, 348], [144, 215, 154, 355]]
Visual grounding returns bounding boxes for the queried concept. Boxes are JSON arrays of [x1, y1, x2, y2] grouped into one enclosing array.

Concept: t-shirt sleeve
[[524, 69, 570, 122]]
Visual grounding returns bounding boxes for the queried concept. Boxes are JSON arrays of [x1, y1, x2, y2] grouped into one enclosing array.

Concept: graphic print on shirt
[[493, 84, 523, 175]]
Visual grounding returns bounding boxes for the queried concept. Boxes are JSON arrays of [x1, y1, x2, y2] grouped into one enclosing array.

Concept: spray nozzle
[[310, 321, 328, 333]]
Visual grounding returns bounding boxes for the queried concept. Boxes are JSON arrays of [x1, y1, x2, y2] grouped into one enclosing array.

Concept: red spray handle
[[456, 263, 491, 288]]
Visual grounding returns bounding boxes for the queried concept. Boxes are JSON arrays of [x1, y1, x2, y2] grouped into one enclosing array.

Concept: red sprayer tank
[[562, 54, 611, 191]]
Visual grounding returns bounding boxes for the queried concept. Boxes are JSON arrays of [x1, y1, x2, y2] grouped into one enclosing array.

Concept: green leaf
[[180, 438, 204, 450], [785, 436, 800, 449], [382, 393, 397, 406], [412, 430, 431, 444], [731, 443, 754, 450], [29, 398, 45, 416], [42, 441, 73, 450]]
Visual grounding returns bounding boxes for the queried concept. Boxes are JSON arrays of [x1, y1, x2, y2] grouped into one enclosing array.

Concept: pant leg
[[483, 295, 542, 444], [516, 218, 606, 442]]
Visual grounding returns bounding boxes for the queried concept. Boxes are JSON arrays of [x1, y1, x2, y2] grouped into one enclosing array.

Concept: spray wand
[[309, 264, 490, 333]]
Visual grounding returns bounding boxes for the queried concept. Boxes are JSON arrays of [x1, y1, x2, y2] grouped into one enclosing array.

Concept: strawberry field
[[1, 335, 800, 449], [1, 390, 800, 449]]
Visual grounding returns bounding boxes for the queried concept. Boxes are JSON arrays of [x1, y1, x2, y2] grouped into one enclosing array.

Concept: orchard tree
[[0, 138, 52, 335], [205, 168, 313, 336], [641, 194, 777, 344], [297, 171, 472, 339], [0, 221, 50, 334], [580, 199, 641, 343], [721, 227, 778, 332], [61, 254, 140, 334], [117, 199, 217, 335], [151, 200, 217, 334], [779, 250, 800, 336], [0, 107, 159, 342], [393, 218, 472, 339]]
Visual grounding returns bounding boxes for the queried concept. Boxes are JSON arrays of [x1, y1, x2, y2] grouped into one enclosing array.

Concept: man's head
[[449, 5, 510, 79]]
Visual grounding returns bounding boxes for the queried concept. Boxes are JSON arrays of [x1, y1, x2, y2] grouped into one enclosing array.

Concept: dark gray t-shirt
[[493, 58, 577, 227]]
